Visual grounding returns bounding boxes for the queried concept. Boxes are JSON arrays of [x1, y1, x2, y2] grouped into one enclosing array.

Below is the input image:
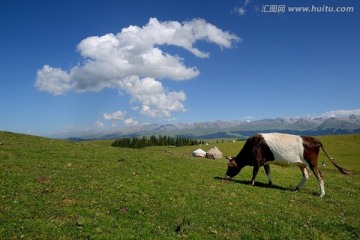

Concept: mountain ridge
[[55, 114, 360, 140]]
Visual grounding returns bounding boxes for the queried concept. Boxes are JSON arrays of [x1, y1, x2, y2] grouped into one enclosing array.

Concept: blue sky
[[1, 0, 359, 136]]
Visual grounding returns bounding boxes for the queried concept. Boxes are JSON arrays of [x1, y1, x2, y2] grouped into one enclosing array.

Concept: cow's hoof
[[224, 175, 232, 180]]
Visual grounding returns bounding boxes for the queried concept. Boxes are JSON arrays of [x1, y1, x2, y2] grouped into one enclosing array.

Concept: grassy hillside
[[0, 132, 359, 239]]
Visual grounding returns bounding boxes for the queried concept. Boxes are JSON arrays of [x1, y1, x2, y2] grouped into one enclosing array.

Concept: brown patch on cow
[[301, 136, 321, 168], [237, 134, 275, 166], [301, 136, 354, 175], [301, 136, 323, 180], [259, 136, 276, 164], [225, 134, 276, 179]]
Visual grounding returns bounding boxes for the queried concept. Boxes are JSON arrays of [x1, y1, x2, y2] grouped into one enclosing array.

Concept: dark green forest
[[111, 135, 204, 149]]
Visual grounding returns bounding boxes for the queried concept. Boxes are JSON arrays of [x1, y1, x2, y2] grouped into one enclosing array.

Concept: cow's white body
[[262, 133, 306, 167], [260, 133, 316, 195]]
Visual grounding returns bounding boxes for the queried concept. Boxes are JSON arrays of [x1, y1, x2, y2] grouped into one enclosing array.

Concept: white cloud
[[234, 7, 246, 15], [243, 116, 254, 122], [103, 111, 126, 121], [119, 76, 186, 118], [35, 18, 239, 118], [233, 0, 253, 16], [35, 65, 71, 95], [322, 109, 360, 118], [103, 111, 139, 126], [95, 121, 105, 128], [64, 123, 75, 129], [124, 118, 139, 126], [244, 0, 251, 6]]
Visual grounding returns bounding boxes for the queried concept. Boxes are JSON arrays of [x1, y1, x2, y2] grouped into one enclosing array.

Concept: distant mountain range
[[62, 114, 360, 141]]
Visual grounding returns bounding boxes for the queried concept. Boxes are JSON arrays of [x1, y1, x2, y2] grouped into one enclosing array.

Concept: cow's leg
[[263, 164, 272, 186], [311, 166, 325, 197], [296, 166, 310, 190], [250, 166, 259, 185]]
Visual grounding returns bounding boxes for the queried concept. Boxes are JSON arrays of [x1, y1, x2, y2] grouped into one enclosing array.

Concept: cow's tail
[[320, 142, 353, 175]]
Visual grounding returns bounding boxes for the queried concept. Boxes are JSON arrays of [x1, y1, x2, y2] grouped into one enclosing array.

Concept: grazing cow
[[225, 133, 351, 197]]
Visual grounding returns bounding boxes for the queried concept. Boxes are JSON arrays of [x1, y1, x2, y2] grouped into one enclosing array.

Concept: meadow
[[0, 131, 359, 239]]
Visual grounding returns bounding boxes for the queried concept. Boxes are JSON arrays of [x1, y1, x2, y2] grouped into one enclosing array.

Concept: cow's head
[[225, 156, 241, 179]]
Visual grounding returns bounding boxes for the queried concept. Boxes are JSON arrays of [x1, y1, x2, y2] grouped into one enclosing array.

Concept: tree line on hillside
[[111, 135, 205, 149]]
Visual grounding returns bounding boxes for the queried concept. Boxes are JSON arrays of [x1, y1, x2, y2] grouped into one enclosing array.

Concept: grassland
[[0, 131, 359, 239]]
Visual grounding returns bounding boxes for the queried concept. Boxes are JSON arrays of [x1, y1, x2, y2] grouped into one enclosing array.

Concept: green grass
[[0, 131, 359, 239]]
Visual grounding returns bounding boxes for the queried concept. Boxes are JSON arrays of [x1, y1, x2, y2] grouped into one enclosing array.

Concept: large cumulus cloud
[[35, 18, 240, 118]]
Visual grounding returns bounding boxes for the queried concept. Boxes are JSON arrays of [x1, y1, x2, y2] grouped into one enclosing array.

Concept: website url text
[[262, 5, 355, 13]]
